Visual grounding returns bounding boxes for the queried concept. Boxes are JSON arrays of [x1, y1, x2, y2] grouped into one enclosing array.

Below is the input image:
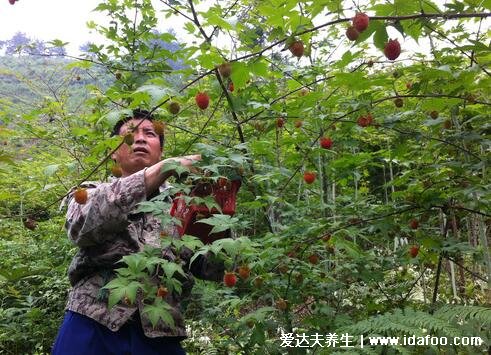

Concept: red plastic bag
[[170, 179, 241, 244]]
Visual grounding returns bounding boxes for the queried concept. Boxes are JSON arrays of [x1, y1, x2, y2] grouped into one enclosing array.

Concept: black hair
[[110, 109, 164, 148]]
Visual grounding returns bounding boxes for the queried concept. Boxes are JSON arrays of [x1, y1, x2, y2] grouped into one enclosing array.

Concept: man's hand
[[162, 154, 201, 172], [144, 154, 201, 196]]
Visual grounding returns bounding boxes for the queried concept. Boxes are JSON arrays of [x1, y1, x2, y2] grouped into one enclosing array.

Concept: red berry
[[218, 62, 232, 78], [384, 39, 401, 60], [430, 110, 439, 119], [157, 285, 168, 298], [406, 82, 413, 89], [294, 120, 303, 128], [195, 92, 210, 109], [74, 188, 88, 205], [152, 121, 165, 136], [23, 218, 37, 231], [320, 137, 333, 149], [276, 117, 285, 128], [276, 298, 288, 311], [303, 171, 316, 184], [357, 115, 369, 127], [409, 245, 420, 258], [254, 277, 264, 287], [308, 254, 319, 265], [409, 218, 419, 230], [394, 97, 404, 108], [228, 82, 234, 92], [9, 0, 15, 5], [111, 164, 123, 178], [223, 272, 237, 287], [289, 40, 304, 58], [238, 266, 250, 279], [353, 13, 369, 32], [346, 26, 360, 41], [168, 101, 180, 114]]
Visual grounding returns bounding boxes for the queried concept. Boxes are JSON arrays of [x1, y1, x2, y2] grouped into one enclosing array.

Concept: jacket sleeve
[[65, 169, 147, 248]]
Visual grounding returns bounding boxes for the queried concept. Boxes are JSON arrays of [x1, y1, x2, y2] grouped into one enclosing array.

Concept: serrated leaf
[[230, 62, 250, 90], [142, 298, 174, 328]]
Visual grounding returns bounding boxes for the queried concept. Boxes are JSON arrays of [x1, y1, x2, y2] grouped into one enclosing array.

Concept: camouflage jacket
[[64, 169, 224, 338]]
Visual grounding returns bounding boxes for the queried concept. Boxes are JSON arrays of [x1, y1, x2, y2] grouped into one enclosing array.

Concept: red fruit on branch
[[152, 121, 165, 136], [228, 82, 234, 92], [254, 277, 264, 287], [74, 188, 88, 205], [357, 115, 369, 127], [23, 217, 37, 231], [276, 298, 288, 311], [289, 40, 304, 58], [352, 12, 369, 32], [430, 110, 439, 119], [409, 218, 419, 230], [223, 272, 237, 287], [384, 39, 401, 60], [157, 285, 168, 298], [111, 164, 123, 178], [346, 26, 360, 41], [303, 171, 316, 184], [394, 97, 404, 108], [218, 62, 232, 78], [294, 120, 303, 128], [320, 137, 333, 149], [276, 117, 285, 128], [409, 245, 420, 258], [9, 0, 16, 5], [308, 254, 319, 265], [195, 92, 210, 109], [168, 101, 180, 114], [238, 265, 251, 279]]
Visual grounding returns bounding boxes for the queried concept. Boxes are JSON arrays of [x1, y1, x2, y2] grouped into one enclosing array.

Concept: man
[[52, 109, 223, 354]]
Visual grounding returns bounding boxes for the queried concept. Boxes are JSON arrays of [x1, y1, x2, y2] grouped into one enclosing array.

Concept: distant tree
[[3, 32, 31, 55]]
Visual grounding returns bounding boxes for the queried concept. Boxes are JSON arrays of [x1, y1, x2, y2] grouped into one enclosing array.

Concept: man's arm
[[66, 155, 201, 248]]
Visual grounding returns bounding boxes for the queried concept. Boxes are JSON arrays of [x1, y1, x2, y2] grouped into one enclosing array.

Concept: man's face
[[111, 118, 162, 177]]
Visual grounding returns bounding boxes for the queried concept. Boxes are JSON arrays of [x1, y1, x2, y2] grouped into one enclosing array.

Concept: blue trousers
[[52, 311, 186, 355]]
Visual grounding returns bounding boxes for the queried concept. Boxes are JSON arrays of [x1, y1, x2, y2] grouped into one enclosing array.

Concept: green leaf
[[230, 62, 250, 90], [197, 214, 239, 234], [373, 25, 388, 50], [142, 298, 174, 329]]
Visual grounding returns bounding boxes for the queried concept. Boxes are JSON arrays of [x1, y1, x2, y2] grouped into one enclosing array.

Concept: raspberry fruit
[[346, 26, 360, 41], [168, 101, 180, 115], [289, 40, 304, 58], [218, 62, 232, 78], [195, 92, 210, 110], [223, 272, 237, 287], [303, 171, 316, 184], [320, 137, 333, 149], [352, 12, 369, 32], [409, 245, 420, 258], [74, 188, 88, 205], [111, 164, 123, 178], [384, 39, 401, 60], [238, 265, 251, 279]]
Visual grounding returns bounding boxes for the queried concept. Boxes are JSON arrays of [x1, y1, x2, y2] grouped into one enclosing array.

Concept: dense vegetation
[[0, 0, 490, 354]]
